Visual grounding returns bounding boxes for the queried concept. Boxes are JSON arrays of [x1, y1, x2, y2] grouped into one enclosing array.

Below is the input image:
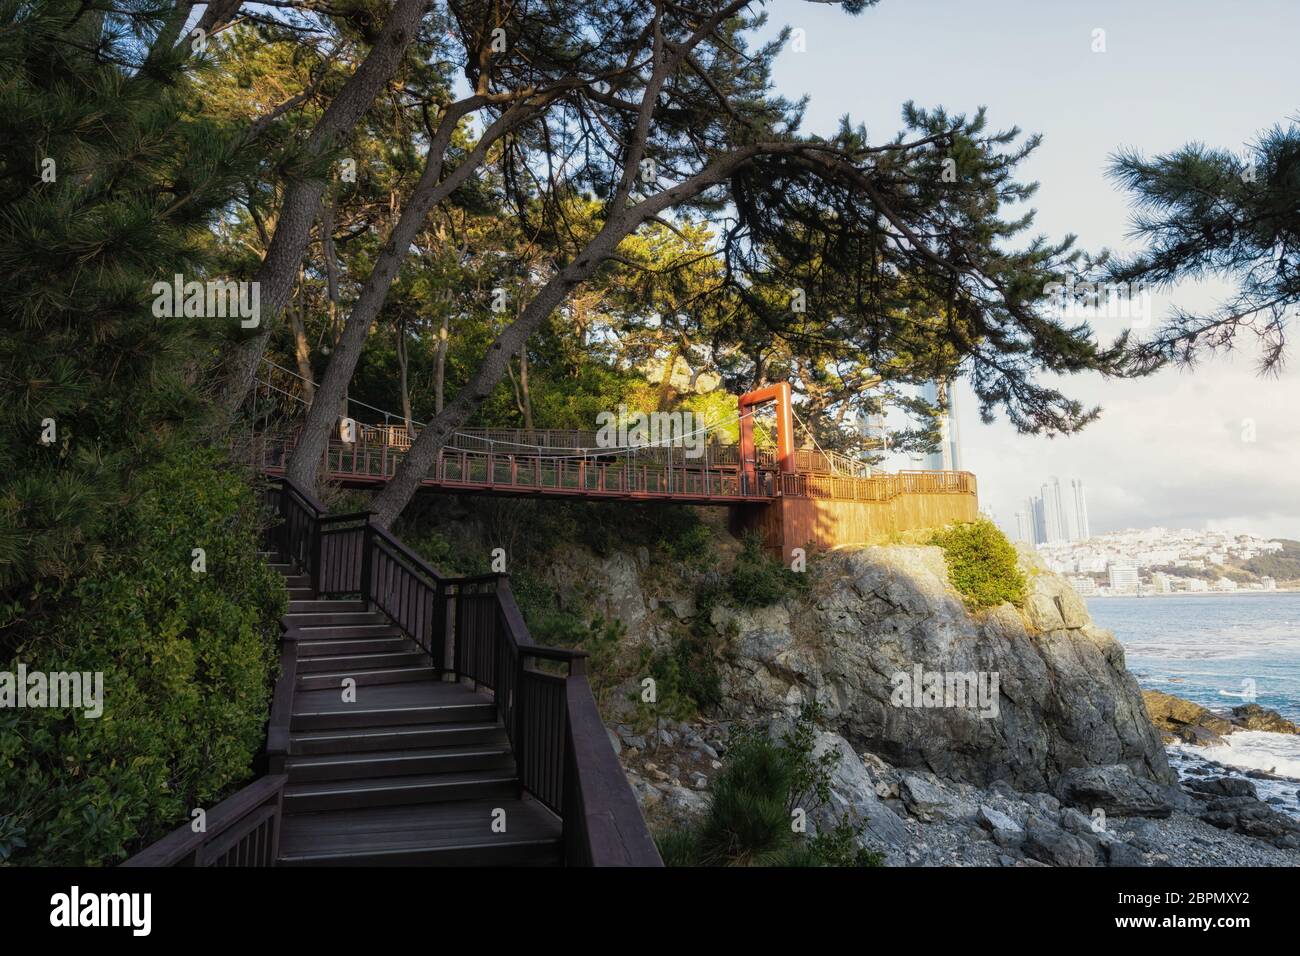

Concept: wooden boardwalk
[[275, 578, 563, 865]]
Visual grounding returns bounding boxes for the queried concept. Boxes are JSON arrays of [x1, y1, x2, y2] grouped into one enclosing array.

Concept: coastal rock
[[1184, 776, 1257, 800], [1022, 817, 1098, 867], [1230, 703, 1299, 735], [810, 732, 910, 852], [1142, 690, 1236, 741], [1104, 841, 1151, 867], [976, 804, 1023, 835], [1141, 691, 1298, 744], [899, 774, 974, 822], [717, 546, 1174, 792], [1177, 725, 1227, 747], [1056, 764, 1185, 818]]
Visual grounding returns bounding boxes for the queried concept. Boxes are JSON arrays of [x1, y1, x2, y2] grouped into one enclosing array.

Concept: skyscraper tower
[[921, 380, 962, 471], [1040, 477, 1074, 543], [1071, 479, 1090, 541]]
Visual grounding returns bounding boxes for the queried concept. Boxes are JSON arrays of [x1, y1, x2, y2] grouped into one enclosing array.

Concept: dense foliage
[[0, 3, 285, 865], [1108, 122, 1300, 374], [0, 451, 284, 865], [931, 519, 1027, 610]]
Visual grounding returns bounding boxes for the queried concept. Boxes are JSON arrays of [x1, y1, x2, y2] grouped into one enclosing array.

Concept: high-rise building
[[1022, 477, 1091, 546], [921, 380, 962, 472], [1041, 477, 1067, 543], [1071, 479, 1090, 541]]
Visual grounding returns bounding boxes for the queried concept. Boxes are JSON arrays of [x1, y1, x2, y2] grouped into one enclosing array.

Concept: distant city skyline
[[1015, 476, 1091, 546]]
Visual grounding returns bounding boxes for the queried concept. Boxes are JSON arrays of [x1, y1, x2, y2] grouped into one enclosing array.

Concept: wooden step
[[282, 769, 518, 812], [297, 634, 409, 657], [283, 575, 311, 589], [276, 799, 561, 867], [288, 599, 367, 614], [284, 744, 514, 783], [283, 611, 389, 628], [287, 587, 315, 600], [296, 665, 438, 691], [296, 650, 428, 673], [294, 624, 403, 643], [290, 722, 506, 756], [268, 562, 294, 573], [291, 701, 497, 731]]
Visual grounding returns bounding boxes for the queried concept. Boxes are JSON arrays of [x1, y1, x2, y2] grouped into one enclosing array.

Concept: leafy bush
[[931, 519, 1027, 609], [0, 450, 285, 865], [650, 634, 722, 714], [653, 509, 715, 567], [695, 731, 795, 865], [658, 705, 883, 867], [728, 532, 806, 608]]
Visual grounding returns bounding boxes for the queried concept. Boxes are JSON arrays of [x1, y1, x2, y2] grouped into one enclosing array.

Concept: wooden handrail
[[265, 635, 299, 772], [369, 523, 448, 585], [563, 674, 662, 866], [121, 774, 286, 867]]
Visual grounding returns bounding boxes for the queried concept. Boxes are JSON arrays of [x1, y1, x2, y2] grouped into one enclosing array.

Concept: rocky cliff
[[710, 545, 1174, 791], [526, 521, 1298, 863]]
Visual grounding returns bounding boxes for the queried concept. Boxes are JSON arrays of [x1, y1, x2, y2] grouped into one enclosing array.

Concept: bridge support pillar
[[737, 382, 795, 493]]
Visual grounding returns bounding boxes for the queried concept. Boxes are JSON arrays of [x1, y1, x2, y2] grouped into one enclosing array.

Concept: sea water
[[1088, 593, 1300, 812]]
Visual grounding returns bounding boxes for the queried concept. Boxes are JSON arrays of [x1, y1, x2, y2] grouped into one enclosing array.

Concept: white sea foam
[[1197, 731, 1300, 779], [1170, 733, 1300, 819]]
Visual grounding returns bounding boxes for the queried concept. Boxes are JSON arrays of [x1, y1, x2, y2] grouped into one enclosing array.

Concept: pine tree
[[1107, 122, 1300, 373], [0, 1, 255, 612]]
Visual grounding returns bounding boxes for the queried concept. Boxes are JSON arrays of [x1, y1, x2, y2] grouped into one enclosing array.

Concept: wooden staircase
[[270, 561, 563, 866], [124, 477, 660, 868]]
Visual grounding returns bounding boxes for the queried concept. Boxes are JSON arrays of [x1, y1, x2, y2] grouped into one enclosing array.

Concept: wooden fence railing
[[247, 432, 971, 505], [125, 474, 660, 867], [120, 774, 286, 867], [781, 468, 977, 502]]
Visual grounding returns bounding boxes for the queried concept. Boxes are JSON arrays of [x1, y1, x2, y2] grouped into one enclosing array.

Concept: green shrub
[[931, 519, 1027, 609], [695, 731, 796, 865], [655, 511, 715, 567], [729, 532, 806, 608], [648, 634, 722, 714], [0, 449, 285, 865], [654, 826, 703, 867], [659, 704, 880, 867]]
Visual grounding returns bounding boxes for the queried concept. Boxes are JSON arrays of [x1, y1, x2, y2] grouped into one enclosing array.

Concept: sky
[[758, 0, 1300, 539]]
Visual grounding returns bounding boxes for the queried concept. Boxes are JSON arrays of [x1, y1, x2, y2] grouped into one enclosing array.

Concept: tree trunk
[[283, 98, 533, 489], [289, 269, 315, 405], [518, 346, 534, 435], [218, 0, 429, 417], [396, 315, 414, 437], [433, 312, 449, 414], [321, 196, 341, 347]]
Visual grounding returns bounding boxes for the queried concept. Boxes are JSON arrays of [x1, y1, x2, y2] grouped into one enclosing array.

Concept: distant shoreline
[[1086, 589, 1300, 600]]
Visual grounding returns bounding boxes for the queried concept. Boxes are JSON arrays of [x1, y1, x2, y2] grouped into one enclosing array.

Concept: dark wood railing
[[121, 774, 286, 867], [126, 473, 660, 867]]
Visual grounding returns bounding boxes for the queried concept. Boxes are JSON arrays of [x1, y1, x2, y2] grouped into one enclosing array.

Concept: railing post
[[359, 514, 373, 609], [276, 478, 290, 561], [310, 508, 322, 595], [513, 646, 527, 800]]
